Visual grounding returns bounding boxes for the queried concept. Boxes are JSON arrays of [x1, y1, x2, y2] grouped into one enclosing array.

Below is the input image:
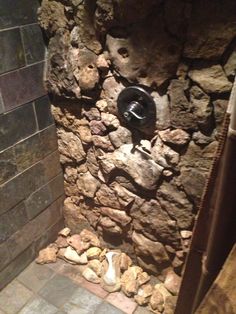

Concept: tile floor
[[0, 259, 151, 314]]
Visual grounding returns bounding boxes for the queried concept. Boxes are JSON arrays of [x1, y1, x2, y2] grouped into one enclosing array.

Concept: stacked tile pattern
[[0, 0, 65, 290]]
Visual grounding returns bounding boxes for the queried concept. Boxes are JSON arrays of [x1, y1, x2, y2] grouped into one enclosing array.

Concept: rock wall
[[38, 0, 236, 277]]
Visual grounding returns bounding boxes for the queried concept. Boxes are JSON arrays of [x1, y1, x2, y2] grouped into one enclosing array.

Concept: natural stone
[[151, 136, 180, 168], [75, 120, 93, 144], [86, 247, 102, 260], [149, 288, 164, 312], [96, 99, 108, 112], [55, 236, 68, 248], [63, 197, 89, 234], [164, 295, 178, 314], [80, 229, 101, 247], [102, 76, 125, 114], [82, 267, 100, 284], [224, 50, 236, 78], [168, 80, 197, 130], [184, 0, 236, 60], [67, 234, 89, 253], [158, 129, 190, 147], [88, 259, 103, 277], [38, 0, 68, 35], [58, 227, 71, 237], [157, 182, 194, 229], [96, 54, 110, 73], [154, 283, 171, 300], [137, 272, 151, 287], [164, 271, 181, 295], [83, 107, 101, 121], [99, 217, 123, 235], [109, 126, 132, 148], [134, 284, 153, 305], [106, 14, 182, 86], [57, 129, 86, 163], [101, 112, 120, 130], [213, 99, 228, 127], [132, 232, 170, 265], [130, 199, 180, 248], [64, 166, 78, 184], [99, 144, 163, 190], [189, 65, 232, 94], [93, 135, 114, 152], [100, 207, 131, 226], [180, 167, 207, 205], [36, 244, 58, 264], [64, 246, 88, 264], [151, 92, 171, 130], [121, 266, 143, 296], [180, 230, 192, 239], [192, 131, 215, 146], [119, 253, 132, 272], [77, 171, 100, 198], [89, 120, 106, 135]]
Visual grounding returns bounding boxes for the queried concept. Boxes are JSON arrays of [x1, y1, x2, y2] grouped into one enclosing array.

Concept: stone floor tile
[[57, 263, 85, 286], [134, 306, 152, 314], [67, 286, 103, 312], [45, 259, 65, 273], [0, 280, 33, 314], [95, 302, 125, 314], [38, 274, 78, 308], [106, 292, 137, 314], [18, 296, 58, 314], [79, 278, 109, 299], [17, 261, 55, 292], [62, 302, 90, 314]]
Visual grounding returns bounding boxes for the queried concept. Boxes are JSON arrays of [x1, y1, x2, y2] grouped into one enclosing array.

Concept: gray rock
[[168, 80, 197, 130], [132, 231, 170, 265], [109, 126, 132, 148], [184, 0, 236, 60], [99, 144, 163, 190], [190, 85, 213, 132], [151, 92, 171, 130], [156, 182, 194, 229], [224, 50, 236, 78], [189, 65, 232, 94]]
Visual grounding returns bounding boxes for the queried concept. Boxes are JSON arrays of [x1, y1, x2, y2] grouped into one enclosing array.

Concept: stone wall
[[0, 0, 65, 289], [39, 0, 236, 277]]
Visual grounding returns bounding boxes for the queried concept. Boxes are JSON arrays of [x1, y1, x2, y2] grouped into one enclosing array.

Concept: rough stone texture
[[38, 0, 235, 278], [188, 65, 232, 94]]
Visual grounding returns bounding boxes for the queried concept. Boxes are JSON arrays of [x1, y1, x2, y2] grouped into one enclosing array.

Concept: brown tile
[[0, 280, 33, 314], [0, 62, 46, 111], [106, 292, 137, 314], [42, 150, 62, 181], [57, 263, 85, 285], [0, 147, 17, 184], [0, 242, 11, 272], [80, 279, 109, 299], [45, 259, 66, 273]]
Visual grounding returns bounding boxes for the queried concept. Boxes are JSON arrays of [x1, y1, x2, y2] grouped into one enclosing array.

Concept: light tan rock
[[149, 288, 164, 312], [101, 112, 120, 129], [137, 271, 151, 286], [121, 266, 143, 296], [64, 246, 88, 264], [180, 230, 192, 239], [82, 267, 100, 284], [119, 253, 132, 272], [96, 99, 108, 112], [58, 227, 71, 237], [100, 207, 131, 226], [88, 259, 103, 277], [86, 247, 102, 260], [67, 234, 89, 253], [80, 229, 101, 247], [134, 284, 153, 305], [164, 271, 181, 295], [36, 244, 58, 264], [154, 283, 171, 300]]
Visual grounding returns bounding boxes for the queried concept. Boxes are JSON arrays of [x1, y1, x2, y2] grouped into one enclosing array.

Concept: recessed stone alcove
[[38, 0, 236, 279]]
